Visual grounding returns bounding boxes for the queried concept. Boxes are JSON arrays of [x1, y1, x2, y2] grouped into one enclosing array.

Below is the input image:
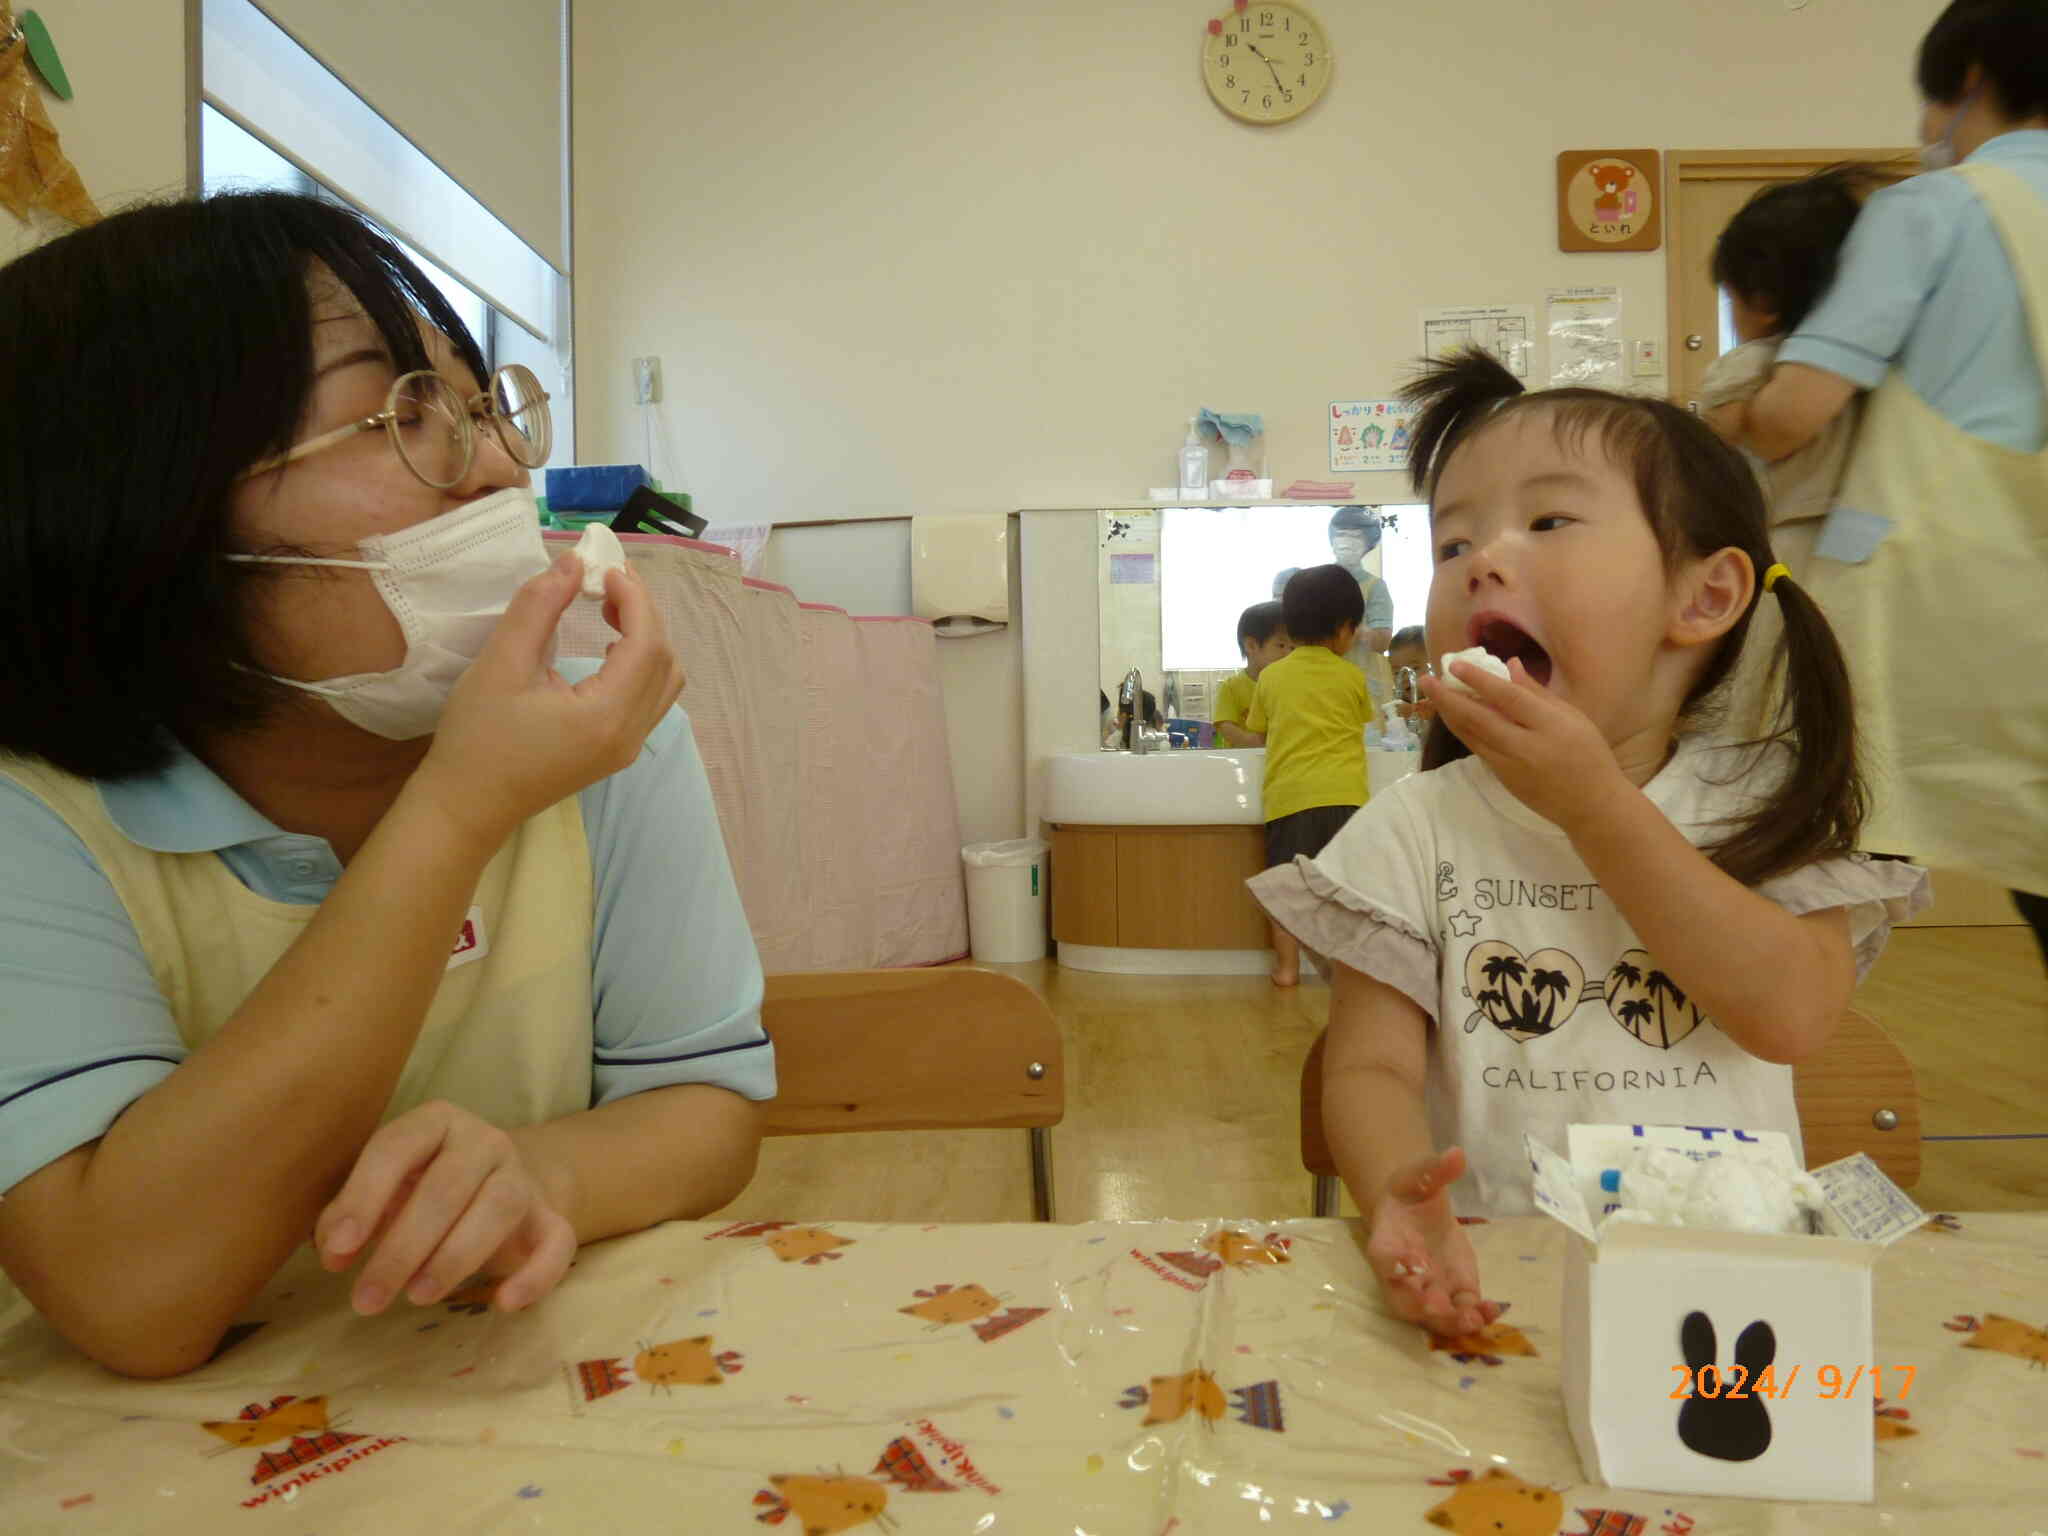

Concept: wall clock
[[1203, 2, 1331, 126]]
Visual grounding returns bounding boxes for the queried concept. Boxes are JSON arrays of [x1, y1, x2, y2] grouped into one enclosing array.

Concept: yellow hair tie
[[1762, 562, 1791, 593]]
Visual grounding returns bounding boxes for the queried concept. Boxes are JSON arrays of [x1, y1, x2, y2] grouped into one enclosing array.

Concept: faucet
[[1118, 667, 1168, 754]]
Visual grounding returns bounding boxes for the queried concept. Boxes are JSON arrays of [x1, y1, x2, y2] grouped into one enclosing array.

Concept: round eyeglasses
[[239, 364, 553, 490]]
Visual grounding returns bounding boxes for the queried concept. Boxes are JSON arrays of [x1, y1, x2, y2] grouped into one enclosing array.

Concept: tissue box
[[1529, 1123, 1925, 1504]]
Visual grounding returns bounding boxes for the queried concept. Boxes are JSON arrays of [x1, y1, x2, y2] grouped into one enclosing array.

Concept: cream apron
[[0, 753, 604, 1304], [1806, 163, 2048, 895]]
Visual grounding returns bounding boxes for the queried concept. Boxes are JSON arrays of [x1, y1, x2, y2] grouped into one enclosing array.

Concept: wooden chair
[[1299, 1006, 1921, 1217], [760, 966, 1064, 1220]]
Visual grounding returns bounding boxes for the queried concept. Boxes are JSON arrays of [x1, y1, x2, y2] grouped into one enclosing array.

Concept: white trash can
[[961, 838, 1049, 963]]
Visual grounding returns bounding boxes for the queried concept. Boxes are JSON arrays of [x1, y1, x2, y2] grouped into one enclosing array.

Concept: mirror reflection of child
[[1386, 625, 1434, 724], [1213, 602, 1291, 749], [1246, 567, 1372, 988]]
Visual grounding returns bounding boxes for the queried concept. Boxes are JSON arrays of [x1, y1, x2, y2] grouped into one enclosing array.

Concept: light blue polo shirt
[[0, 658, 774, 1196], [1780, 131, 2048, 452]]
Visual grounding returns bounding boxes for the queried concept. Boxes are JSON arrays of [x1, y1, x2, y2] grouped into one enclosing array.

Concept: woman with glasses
[[0, 193, 772, 1376]]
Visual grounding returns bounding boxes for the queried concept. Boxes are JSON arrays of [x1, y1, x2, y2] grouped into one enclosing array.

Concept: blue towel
[[1197, 410, 1264, 447], [545, 463, 652, 511]]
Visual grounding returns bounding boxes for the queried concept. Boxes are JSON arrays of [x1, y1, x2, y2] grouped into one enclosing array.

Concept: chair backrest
[[760, 967, 1063, 1135], [1790, 1007, 1921, 1187], [1299, 1005, 1921, 1194]]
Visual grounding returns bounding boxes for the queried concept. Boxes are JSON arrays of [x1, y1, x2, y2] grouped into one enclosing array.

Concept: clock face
[[1203, 3, 1331, 125]]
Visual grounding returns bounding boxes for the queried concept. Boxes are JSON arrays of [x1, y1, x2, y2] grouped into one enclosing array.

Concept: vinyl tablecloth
[[2, 1213, 2043, 1533]]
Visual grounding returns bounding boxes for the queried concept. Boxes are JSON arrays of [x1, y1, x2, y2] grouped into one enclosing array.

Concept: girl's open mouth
[[1472, 617, 1553, 687]]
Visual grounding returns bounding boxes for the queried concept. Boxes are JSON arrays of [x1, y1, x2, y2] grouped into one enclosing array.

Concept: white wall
[[1, 0, 188, 264], [573, 0, 1937, 841]]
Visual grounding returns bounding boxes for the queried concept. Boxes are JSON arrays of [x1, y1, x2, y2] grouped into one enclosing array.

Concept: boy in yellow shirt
[[1213, 601, 1291, 748], [1246, 565, 1370, 987]]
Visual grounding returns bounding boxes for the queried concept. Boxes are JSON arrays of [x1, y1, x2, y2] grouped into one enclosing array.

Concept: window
[[200, 0, 571, 465]]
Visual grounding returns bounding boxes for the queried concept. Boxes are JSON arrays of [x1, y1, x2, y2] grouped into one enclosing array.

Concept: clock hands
[[1245, 41, 1286, 92]]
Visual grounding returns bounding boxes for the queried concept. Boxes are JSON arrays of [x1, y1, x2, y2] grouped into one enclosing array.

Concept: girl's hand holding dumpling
[[1422, 657, 1630, 836]]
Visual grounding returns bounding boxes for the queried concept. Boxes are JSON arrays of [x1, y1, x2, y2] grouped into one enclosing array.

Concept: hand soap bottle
[[1178, 418, 1209, 500]]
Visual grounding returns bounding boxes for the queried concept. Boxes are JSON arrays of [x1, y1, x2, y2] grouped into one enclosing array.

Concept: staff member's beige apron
[[1807, 163, 2048, 895]]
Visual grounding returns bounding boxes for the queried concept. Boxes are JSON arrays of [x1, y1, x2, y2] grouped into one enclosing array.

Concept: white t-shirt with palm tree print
[[1250, 734, 1928, 1217]]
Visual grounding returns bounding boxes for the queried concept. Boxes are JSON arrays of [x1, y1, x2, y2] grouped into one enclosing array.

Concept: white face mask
[[1330, 532, 1369, 566], [227, 485, 550, 739]]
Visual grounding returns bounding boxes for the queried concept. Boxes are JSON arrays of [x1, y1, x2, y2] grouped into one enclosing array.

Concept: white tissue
[[1439, 646, 1510, 691], [573, 523, 627, 601], [1598, 1144, 1826, 1237]]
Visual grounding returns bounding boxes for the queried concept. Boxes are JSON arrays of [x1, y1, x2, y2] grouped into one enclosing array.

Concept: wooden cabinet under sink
[[1048, 824, 1270, 949]]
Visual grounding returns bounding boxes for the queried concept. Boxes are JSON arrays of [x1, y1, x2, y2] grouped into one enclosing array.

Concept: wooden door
[[1665, 149, 1913, 411]]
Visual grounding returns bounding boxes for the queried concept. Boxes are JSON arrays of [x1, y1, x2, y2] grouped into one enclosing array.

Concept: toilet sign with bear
[[1531, 1124, 1923, 1503], [1557, 150, 1662, 253]]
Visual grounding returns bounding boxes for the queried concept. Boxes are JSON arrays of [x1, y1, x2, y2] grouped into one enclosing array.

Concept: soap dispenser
[[1178, 418, 1209, 499]]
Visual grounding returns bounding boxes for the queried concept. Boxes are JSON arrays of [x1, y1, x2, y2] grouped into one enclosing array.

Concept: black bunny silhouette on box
[[1535, 1123, 1924, 1504]]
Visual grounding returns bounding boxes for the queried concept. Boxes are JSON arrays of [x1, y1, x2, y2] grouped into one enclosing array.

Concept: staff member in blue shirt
[[1738, 0, 2048, 961], [0, 193, 773, 1376]]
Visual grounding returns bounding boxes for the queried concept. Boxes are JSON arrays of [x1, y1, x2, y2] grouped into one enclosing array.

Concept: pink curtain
[[546, 532, 968, 971]]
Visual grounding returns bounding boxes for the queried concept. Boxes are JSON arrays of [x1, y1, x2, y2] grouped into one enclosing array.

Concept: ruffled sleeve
[[1248, 859, 1439, 1019], [1756, 854, 1932, 983]]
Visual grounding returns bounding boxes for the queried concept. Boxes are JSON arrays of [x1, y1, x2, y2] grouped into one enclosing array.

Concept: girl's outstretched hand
[[1421, 658, 1626, 834], [1365, 1145, 1502, 1339]]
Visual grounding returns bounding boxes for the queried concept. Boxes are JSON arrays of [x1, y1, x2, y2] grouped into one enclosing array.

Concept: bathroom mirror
[[1096, 504, 1430, 745]]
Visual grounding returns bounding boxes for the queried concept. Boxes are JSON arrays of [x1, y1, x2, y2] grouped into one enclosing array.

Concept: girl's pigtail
[[1709, 574, 1867, 885], [1400, 347, 1526, 496]]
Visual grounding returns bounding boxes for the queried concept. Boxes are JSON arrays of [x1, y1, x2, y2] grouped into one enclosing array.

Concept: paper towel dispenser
[[910, 514, 1009, 635]]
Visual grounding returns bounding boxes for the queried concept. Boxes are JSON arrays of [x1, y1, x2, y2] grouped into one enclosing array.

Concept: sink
[[1046, 749, 1264, 826]]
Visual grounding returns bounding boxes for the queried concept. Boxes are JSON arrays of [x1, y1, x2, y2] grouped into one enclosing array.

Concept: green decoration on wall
[[21, 10, 69, 100]]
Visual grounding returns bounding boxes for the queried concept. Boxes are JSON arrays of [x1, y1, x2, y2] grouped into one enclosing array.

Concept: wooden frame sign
[[1557, 149, 1662, 252]]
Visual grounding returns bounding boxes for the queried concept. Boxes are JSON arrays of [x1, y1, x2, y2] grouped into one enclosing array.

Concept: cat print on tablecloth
[[706, 1219, 856, 1265], [1149, 1228, 1296, 1283], [1118, 1367, 1285, 1432], [574, 1336, 745, 1401], [1422, 1468, 1563, 1535], [753, 1433, 970, 1532], [897, 1283, 1047, 1342], [200, 1394, 405, 1488], [1947, 1313, 2048, 1366], [1427, 1302, 1537, 1366], [752, 1472, 893, 1533], [1458, 941, 1707, 1049]]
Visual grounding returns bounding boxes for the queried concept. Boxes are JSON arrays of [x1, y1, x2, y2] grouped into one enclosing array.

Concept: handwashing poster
[[1330, 400, 1413, 473]]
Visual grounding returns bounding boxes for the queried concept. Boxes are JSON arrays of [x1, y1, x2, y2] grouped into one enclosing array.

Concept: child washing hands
[[1250, 349, 1928, 1339]]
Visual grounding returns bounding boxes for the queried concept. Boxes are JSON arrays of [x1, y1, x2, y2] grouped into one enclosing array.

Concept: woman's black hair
[[1236, 600, 1287, 650], [1280, 564, 1366, 648], [1711, 164, 1887, 335], [1400, 347, 1866, 887], [0, 191, 487, 778], [1918, 0, 2048, 117]]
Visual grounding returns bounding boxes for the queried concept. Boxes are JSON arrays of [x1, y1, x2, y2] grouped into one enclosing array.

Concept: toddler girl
[[1250, 349, 1927, 1339]]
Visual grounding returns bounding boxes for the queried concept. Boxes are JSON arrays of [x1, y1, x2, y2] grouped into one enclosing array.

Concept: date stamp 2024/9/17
[[1669, 1364, 1914, 1402]]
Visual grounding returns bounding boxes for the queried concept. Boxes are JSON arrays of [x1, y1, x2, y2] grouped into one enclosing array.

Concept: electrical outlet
[[1631, 339, 1665, 377], [632, 356, 662, 404]]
